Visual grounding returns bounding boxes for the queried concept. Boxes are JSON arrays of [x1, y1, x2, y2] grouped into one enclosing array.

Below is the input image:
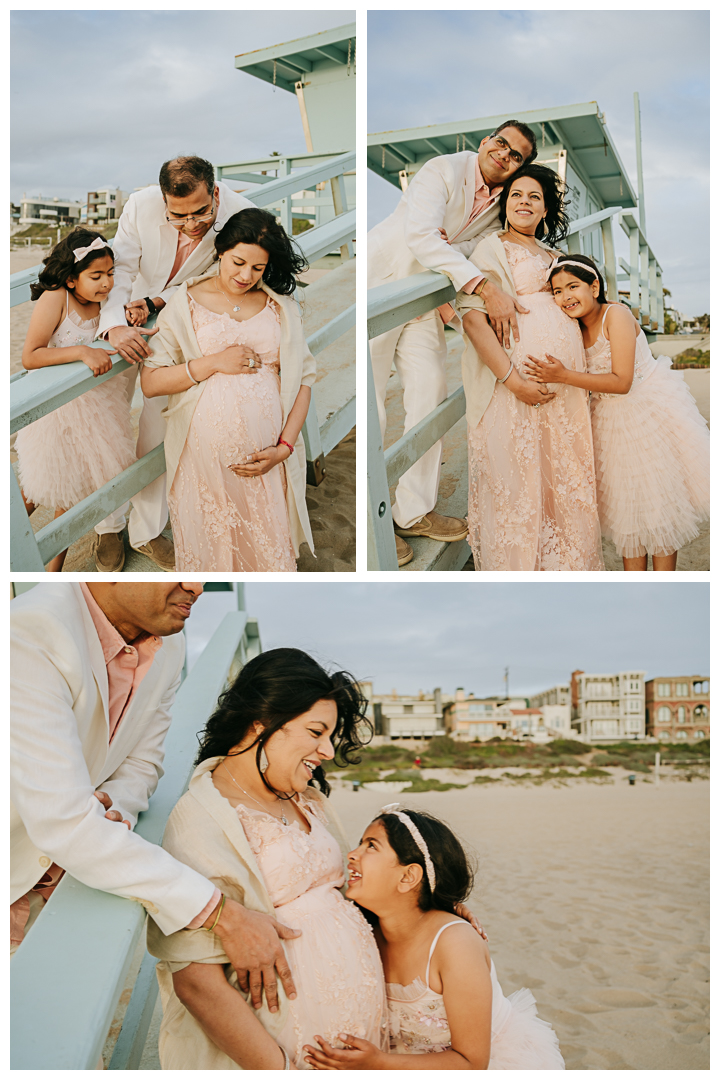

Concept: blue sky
[[186, 583, 709, 699], [368, 10, 709, 315], [11, 10, 349, 200]]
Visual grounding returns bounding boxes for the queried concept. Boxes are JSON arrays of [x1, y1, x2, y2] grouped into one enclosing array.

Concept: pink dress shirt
[[10, 588, 219, 946], [165, 230, 202, 288], [437, 158, 502, 324]]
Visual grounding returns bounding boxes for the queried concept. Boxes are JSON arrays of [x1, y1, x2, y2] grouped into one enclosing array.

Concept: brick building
[[645, 676, 710, 741]]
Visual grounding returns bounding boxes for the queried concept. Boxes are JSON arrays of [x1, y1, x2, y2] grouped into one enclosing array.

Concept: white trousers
[[370, 309, 447, 529], [95, 366, 169, 548]]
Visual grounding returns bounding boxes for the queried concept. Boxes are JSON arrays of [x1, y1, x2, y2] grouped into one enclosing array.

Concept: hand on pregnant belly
[[229, 442, 291, 478], [215, 343, 263, 375], [525, 352, 568, 384]]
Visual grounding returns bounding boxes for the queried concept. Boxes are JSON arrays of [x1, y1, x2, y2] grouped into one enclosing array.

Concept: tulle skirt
[[590, 357, 710, 558], [15, 377, 136, 509], [489, 987, 565, 1070]]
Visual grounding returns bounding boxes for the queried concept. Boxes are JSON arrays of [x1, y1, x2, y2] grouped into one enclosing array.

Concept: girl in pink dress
[[14, 229, 135, 571], [527, 254, 710, 570], [460, 165, 603, 571], [142, 209, 314, 571], [305, 806, 564, 1070]]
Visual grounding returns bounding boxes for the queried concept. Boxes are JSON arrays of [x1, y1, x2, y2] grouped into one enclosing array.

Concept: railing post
[[366, 344, 398, 570], [628, 221, 640, 319], [566, 228, 582, 256], [300, 389, 327, 486], [10, 465, 45, 572], [600, 216, 618, 302], [279, 158, 292, 236], [648, 257, 659, 331], [330, 173, 354, 260], [640, 241, 650, 326]]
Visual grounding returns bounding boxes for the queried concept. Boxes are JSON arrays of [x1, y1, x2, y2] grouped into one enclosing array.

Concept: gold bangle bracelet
[[208, 893, 226, 932]]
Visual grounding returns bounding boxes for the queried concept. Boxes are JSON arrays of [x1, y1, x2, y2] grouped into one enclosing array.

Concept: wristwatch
[[144, 296, 158, 317]]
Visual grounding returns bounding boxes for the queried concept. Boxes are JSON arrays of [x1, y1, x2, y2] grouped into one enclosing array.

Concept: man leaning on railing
[[10, 583, 301, 1012]]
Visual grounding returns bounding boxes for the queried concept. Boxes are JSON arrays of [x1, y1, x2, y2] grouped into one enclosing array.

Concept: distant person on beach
[[141, 209, 315, 571], [525, 253, 710, 570], [14, 229, 135, 572], [95, 156, 254, 572], [457, 165, 604, 571], [304, 806, 564, 1070], [367, 121, 540, 566], [11, 583, 305, 1015]]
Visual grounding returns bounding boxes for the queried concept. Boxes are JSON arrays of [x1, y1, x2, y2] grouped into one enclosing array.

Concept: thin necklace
[[216, 278, 245, 314], [222, 762, 291, 826]]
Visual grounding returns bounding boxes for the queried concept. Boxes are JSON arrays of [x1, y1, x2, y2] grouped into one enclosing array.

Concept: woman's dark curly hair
[[547, 252, 607, 305], [213, 208, 308, 295], [375, 808, 474, 914], [499, 162, 569, 246], [195, 647, 371, 798], [30, 227, 114, 302]]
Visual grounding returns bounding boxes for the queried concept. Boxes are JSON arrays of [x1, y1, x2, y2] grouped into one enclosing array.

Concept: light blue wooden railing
[[367, 204, 663, 569], [10, 152, 356, 571], [11, 597, 260, 1070]]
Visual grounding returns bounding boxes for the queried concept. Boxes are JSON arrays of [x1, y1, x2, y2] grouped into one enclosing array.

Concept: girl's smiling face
[[346, 819, 419, 912], [550, 269, 600, 319], [505, 175, 546, 236], [67, 254, 114, 304]]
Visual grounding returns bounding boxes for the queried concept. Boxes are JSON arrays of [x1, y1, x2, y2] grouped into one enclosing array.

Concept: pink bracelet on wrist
[[277, 438, 294, 455]]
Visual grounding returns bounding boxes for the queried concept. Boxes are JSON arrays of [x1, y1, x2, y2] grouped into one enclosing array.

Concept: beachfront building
[[526, 685, 573, 738], [86, 187, 128, 226], [645, 676, 710, 741], [445, 689, 526, 741], [528, 684, 570, 708], [19, 194, 83, 227], [571, 669, 647, 742], [364, 685, 446, 740]]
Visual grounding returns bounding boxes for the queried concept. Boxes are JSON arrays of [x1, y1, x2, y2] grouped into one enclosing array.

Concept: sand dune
[[330, 780, 709, 1070]]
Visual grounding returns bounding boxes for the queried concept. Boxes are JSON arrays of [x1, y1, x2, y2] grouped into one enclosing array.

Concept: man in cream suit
[[94, 156, 254, 572], [10, 583, 301, 1010], [368, 122, 537, 564]]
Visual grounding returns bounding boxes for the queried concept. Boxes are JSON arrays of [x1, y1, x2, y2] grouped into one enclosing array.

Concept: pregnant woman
[[458, 164, 603, 571], [141, 209, 315, 571]]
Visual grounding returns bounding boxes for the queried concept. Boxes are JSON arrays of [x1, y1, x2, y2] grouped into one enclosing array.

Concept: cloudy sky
[[11, 10, 349, 199], [368, 10, 709, 315], [185, 583, 709, 699]]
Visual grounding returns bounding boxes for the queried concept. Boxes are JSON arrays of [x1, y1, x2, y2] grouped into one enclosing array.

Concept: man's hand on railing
[[107, 325, 159, 364], [80, 345, 116, 377], [481, 281, 529, 349], [206, 897, 301, 1012]]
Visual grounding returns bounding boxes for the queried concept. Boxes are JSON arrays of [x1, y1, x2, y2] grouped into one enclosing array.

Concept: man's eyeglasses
[[164, 195, 216, 229], [491, 134, 526, 167]]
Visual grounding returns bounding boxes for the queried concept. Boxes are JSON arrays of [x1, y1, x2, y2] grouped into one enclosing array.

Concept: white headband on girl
[[380, 803, 436, 892], [73, 237, 111, 262], [545, 256, 598, 282]]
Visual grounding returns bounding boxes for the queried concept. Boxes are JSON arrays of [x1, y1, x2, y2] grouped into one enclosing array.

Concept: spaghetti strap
[[424, 919, 466, 987]]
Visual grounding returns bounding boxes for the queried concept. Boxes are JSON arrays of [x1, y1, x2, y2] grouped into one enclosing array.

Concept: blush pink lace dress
[[15, 291, 135, 509], [467, 243, 604, 570], [235, 792, 387, 1069], [167, 295, 297, 571], [387, 920, 564, 1069], [586, 305, 710, 558]]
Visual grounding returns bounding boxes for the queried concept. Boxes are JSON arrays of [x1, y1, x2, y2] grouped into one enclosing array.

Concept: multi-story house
[[86, 187, 128, 226], [645, 677, 710, 741], [571, 669, 646, 741], [362, 685, 445, 740]]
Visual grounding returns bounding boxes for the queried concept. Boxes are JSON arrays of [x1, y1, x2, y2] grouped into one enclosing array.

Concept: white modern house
[[19, 194, 83, 226], [364, 685, 445, 740], [571, 669, 647, 741]]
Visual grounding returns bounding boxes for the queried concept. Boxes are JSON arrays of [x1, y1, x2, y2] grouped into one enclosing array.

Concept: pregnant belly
[[189, 370, 283, 466], [514, 292, 585, 378]]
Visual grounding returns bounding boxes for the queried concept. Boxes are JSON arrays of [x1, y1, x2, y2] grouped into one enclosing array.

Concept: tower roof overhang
[[235, 23, 356, 95]]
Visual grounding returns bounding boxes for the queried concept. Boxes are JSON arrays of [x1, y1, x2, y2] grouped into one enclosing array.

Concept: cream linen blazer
[[146, 758, 351, 1070], [98, 180, 254, 335], [10, 584, 215, 934], [367, 151, 502, 291], [456, 232, 560, 429], [143, 266, 316, 556]]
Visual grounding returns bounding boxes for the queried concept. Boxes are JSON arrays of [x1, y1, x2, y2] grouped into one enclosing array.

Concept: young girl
[[304, 806, 564, 1070], [141, 208, 315, 572], [15, 228, 137, 572], [526, 254, 710, 570]]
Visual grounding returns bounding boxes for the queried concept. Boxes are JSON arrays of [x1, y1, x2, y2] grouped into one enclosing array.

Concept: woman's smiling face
[[261, 699, 337, 794], [505, 175, 546, 235], [220, 241, 269, 294], [550, 269, 599, 319]]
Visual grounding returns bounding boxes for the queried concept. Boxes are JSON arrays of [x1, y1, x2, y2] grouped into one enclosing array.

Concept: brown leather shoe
[[131, 534, 176, 571], [395, 510, 468, 542], [94, 531, 125, 573], [396, 533, 413, 567]]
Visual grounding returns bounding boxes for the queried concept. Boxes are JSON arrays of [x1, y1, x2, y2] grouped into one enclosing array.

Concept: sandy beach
[[329, 779, 709, 1070], [11, 248, 355, 572]]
